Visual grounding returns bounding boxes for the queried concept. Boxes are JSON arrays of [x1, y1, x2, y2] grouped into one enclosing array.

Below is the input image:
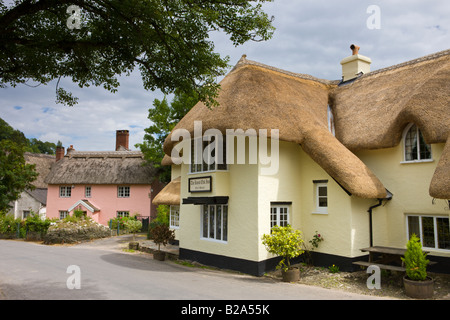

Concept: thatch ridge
[[45, 150, 156, 185]]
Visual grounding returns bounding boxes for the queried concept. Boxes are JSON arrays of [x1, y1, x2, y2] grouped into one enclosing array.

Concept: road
[[0, 236, 387, 301]]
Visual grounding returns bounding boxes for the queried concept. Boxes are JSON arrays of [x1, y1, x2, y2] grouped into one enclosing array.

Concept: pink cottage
[[45, 130, 164, 225]]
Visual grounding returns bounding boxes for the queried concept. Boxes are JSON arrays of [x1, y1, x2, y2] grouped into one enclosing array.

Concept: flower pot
[[281, 267, 300, 282], [128, 241, 139, 250], [403, 276, 434, 299], [153, 250, 166, 261]]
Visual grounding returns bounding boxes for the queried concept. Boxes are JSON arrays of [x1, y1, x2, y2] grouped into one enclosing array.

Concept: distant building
[[8, 152, 55, 219], [45, 130, 164, 225]]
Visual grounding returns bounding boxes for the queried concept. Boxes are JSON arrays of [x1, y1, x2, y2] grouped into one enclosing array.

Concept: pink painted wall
[[46, 184, 153, 226]]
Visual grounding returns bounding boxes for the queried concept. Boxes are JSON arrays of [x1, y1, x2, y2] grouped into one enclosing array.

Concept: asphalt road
[[0, 236, 387, 302]]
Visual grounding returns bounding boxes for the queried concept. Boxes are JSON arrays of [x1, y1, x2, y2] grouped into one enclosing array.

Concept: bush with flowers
[[44, 216, 110, 244]]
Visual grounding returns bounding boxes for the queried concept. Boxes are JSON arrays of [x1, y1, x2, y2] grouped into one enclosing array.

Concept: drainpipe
[[367, 199, 383, 247]]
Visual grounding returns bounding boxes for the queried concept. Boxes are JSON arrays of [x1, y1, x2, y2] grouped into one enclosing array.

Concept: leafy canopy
[[0, 0, 274, 106], [0, 139, 38, 213], [136, 89, 198, 182]]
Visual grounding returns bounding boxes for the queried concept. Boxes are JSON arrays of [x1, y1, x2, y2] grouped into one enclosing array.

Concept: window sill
[[312, 211, 328, 215], [200, 237, 228, 244], [400, 159, 434, 164]]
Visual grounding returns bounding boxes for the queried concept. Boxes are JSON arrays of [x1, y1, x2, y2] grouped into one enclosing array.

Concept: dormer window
[[403, 123, 432, 162]]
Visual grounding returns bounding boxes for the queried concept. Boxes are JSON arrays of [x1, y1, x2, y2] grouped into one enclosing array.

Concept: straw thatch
[[24, 152, 56, 188], [162, 50, 449, 199], [44, 150, 157, 185], [163, 56, 386, 199], [331, 49, 450, 199], [152, 176, 180, 206]]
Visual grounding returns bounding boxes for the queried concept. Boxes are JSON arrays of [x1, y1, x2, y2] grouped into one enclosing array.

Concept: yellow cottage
[[153, 47, 450, 276]]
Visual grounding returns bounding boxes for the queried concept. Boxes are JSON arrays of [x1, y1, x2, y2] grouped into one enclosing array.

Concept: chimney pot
[[340, 44, 371, 82]]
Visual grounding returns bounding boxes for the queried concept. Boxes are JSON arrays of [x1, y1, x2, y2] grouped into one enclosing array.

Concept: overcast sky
[[1, 0, 449, 151]]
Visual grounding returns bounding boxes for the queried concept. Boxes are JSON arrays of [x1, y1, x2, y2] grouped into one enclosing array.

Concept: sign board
[[188, 176, 212, 193]]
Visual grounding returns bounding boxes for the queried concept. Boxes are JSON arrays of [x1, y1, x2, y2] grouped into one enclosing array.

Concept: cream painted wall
[[175, 137, 449, 264], [354, 142, 449, 257]]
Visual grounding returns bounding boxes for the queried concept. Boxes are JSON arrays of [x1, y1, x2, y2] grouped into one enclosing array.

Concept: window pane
[[223, 206, 228, 241], [202, 205, 208, 238], [270, 207, 277, 229], [216, 205, 222, 240], [418, 131, 431, 160], [405, 125, 418, 161], [408, 216, 420, 239], [437, 218, 450, 250], [209, 205, 215, 239], [318, 186, 327, 197], [319, 198, 328, 207], [421, 217, 435, 248]]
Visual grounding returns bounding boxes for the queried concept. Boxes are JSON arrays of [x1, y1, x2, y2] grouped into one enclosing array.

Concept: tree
[[0, 0, 274, 106], [0, 140, 38, 213], [136, 89, 198, 182]]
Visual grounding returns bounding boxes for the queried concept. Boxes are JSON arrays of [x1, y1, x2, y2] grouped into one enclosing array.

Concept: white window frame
[[59, 186, 71, 198], [270, 204, 290, 229], [406, 214, 450, 251], [314, 182, 328, 214], [190, 136, 227, 174], [118, 186, 130, 198], [85, 186, 91, 198], [402, 123, 433, 163], [117, 211, 129, 218], [59, 210, 69, 219], [201, 204, 228, 242], [170, 205, 180, 229]]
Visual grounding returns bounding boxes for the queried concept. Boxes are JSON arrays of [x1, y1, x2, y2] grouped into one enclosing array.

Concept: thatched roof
[[44, 150, 157, 185], [163, 50, 450, 199], [24, 152, 55, 188], [152, 176, 180, 206]]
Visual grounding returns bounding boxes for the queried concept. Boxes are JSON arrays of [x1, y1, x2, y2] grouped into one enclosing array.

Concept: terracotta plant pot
[[403, 276, 434, 299], [153, 250, 166, 261], [281, 267, 300, 282]]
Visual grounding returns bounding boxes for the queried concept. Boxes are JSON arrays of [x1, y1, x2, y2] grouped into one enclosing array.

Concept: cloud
[[1, 1, 449, 152]]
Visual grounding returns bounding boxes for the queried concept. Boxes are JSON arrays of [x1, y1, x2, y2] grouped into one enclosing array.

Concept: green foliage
[[0, 214, 21, 236], [152, 224, 175, 251], [1, 0, 275, 106], [309, 231, 324, 249], [136, 90, 199, 182], [0, 212, 55, 239], [261, 225, 305, 272], [148, 205, 170, 239], [0, 118, 58, 154], [125, 219, 142, 241], [401, 234, 430, 281], [328, 264, 340, 273], [0, 139, 38, 212]]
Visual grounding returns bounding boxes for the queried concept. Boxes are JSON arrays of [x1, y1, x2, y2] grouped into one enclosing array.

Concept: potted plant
[[401, 234, 434, 299], [262, 225, 304, 282], [151, 224, 175, 261], [124, 219, 142, 250]]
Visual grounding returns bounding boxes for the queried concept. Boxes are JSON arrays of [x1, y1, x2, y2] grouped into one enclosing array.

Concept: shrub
[[0, 214, 21, 238], [401, 234, 429, 281], [261, 225, 304, 272], [148, 205, 169, 239], [152, 224, 175, 251], [125, 219, 142, 241], [44, 216, 110, 244]]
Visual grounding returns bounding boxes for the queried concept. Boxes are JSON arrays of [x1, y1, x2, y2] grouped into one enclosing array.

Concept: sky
[[1, 0, 449, 151]]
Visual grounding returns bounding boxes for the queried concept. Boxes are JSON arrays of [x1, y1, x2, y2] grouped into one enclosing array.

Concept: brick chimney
[[340, 44, 371, 82], [116, 130, 129, 151], [56, 146, 65, 162]]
